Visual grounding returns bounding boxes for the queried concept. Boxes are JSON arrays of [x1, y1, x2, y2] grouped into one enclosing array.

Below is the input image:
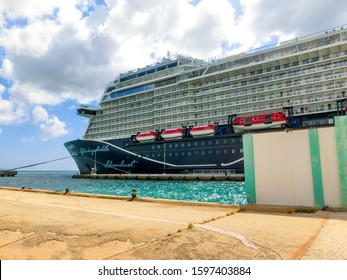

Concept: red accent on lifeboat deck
[[136, 131, 156, 142], [190, 124, 215, 137], [161, 128, 184, 139], [232, 112, 287, 132]]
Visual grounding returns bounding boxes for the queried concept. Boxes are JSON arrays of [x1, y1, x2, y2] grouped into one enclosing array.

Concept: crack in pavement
[[195, 224, 281, 259], [0, 233, 37, 248]]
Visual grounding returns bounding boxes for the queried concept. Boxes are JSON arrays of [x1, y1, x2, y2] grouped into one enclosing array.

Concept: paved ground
[[0, 187, 346, 260]]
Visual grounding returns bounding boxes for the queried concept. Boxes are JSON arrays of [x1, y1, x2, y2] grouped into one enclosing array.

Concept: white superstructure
[[82, 25, 347, 140]]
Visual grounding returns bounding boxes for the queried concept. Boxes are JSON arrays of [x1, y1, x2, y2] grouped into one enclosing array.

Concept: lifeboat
[[232, 112, 287, 133], [136, 131, 156, 142], [161, 128, 184, 140], [189, 124, 215, 137]]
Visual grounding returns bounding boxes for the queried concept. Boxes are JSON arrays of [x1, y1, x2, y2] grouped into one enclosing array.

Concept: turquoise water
[[0, 171, 247, 205]]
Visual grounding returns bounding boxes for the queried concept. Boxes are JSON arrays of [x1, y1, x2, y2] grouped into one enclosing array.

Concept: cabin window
[[152, 145, 155, 150], [188, 152, 192, 156], [224, 150, 228, 154], [175, 143, 179, 148], [181, 143, 184, 147], [168, 153, 172, 157], [208, 150, 213, 155], [181, 152, 185, 156], [194, 142, 198, 147], [232, 149, 236, 154], [157, 153, 161, 158], [201, 151, 205, 156], [187, 143, 191, 147], [216, 150, 220, 155], [175, 152, 179, 156], [152, 154, 156, 158], [201, 141, 205, 146], [208, 141, 212, 145], [240, 148, 243, 154], [223, 139, 228, 144], [215, 140, 220, 145], [169, 144, 173, 148]]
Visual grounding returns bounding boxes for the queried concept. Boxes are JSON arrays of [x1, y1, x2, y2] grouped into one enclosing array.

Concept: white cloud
[[0, 0, 61, 22], [0, 99, 27, 124], [238, 0, 347, 46], [0, 0, 238, 117], [39, 116, 68, 141], [0, 58, 14, 79], [32, 106, 49, 123]]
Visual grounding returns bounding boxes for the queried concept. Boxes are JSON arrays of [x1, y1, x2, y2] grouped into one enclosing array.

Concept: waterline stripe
[[309, 129, 324, 208], [243, 134, 256, 204]]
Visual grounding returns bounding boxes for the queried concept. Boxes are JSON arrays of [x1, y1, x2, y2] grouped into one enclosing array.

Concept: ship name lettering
[[80, 145, 109, 156], [103, 160, 138, 168]]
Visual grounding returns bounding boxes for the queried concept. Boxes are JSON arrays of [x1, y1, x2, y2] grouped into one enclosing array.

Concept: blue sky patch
[[4, 17, 29, 29]]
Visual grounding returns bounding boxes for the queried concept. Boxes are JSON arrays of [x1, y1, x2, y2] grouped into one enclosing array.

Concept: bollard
[[130, 188, 137, 201]]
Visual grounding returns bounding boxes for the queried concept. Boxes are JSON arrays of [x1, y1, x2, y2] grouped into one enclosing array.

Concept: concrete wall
[[244, 115, 347, 208]]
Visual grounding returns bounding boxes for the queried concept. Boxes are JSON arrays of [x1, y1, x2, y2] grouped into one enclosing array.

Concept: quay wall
[[244, 115, 347, 209]]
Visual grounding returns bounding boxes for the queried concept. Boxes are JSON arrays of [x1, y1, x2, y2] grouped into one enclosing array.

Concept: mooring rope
[[7, 155, 131, 174], [8, 156, 72, 170]]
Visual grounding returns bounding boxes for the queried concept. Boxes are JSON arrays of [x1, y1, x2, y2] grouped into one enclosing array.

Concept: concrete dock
[[0, 186, 346, 260]]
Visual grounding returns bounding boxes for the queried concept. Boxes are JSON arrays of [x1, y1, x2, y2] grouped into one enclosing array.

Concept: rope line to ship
[[2, 154, 130, 174]]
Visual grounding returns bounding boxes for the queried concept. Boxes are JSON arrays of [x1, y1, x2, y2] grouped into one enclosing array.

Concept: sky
[[0, 0, 346, 171]]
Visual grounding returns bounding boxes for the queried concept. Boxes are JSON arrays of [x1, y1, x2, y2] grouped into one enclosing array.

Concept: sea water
[[0, 171, 247, 205]]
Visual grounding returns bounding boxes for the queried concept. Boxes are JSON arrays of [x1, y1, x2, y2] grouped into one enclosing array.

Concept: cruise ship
[[65, 25, 347, 175]]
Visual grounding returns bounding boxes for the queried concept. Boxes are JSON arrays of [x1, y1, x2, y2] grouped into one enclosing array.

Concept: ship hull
[[64, 134, 244, 175]]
